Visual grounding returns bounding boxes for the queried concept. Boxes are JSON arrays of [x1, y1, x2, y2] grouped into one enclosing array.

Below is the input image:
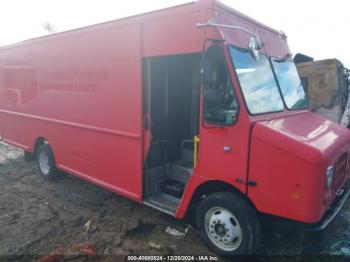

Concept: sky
[[0, 0, 349, 66]]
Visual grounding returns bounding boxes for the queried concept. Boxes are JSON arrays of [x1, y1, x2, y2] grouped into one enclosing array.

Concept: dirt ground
[[0, 141, 349, 261]]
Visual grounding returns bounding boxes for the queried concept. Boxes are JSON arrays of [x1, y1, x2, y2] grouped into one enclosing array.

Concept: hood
[[253, 112, 350, 165]]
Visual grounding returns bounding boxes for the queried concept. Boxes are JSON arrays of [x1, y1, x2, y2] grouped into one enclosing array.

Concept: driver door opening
[[143, 53, 201, 214]]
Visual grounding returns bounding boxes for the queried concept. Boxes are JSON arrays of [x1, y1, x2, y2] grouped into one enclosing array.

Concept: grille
[[335, 152, 348, 177], [333, 152, 348, 194]]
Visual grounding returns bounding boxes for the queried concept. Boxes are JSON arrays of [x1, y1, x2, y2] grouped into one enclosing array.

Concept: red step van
[[0, 0, 349, 256]]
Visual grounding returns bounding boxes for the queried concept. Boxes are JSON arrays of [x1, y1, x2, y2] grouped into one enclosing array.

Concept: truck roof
[[0, 0, 284, 51]]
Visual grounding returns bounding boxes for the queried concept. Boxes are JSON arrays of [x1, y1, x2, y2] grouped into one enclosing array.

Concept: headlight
[[326, 166, 335, 188]]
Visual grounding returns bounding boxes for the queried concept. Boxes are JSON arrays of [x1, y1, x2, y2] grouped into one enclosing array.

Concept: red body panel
[[0, 22, 144, 201], [248, 112, 350, 223], [0, 0, 349, 225]]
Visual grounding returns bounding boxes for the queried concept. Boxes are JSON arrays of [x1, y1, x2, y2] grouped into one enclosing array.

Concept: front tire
[[36, 143, 57, 178], [196, 192, 260, 256]]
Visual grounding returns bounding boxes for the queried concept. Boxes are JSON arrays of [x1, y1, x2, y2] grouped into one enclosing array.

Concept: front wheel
[[36, 143, 57, 178], [196, 192, 260, 256]]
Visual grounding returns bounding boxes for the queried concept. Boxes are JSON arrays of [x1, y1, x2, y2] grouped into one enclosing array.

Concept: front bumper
[[304, 180, 350, 232]]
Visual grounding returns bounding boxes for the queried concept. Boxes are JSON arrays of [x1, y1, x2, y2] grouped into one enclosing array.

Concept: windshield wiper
[[291, 97, 308, 109], [273, 53, 293, 63]]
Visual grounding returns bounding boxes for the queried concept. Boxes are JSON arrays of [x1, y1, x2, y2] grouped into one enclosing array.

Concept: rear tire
[[36, 143, 57, 178], [196, 192, 260, 256]]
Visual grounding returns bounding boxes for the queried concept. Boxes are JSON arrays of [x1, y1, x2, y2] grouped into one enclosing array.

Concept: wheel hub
[[214, 224, 227, 237], [205, 207, 242, 251], [38, 151, 50, 175]]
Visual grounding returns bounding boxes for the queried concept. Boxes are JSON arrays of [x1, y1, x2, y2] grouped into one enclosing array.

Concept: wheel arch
[[33, 137, 48, 156], [183, 180, 257, 222]]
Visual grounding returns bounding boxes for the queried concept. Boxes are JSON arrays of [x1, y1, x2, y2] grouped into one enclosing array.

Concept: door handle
[[224, 146, 232, 152]]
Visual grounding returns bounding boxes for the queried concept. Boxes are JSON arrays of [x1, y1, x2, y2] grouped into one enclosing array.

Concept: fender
[[176, 173, 250, 219]]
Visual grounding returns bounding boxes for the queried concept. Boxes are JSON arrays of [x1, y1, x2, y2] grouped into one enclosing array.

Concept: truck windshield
[[229, 46, 284, 115], [272, 59, 308, 110]]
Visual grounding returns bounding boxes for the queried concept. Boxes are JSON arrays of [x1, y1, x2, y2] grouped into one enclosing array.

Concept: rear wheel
[[196, 192, 260, 256], [36, 143, 57, 178]]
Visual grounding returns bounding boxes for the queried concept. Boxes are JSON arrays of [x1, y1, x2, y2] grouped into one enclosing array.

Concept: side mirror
[[249, 37, 262, 62]]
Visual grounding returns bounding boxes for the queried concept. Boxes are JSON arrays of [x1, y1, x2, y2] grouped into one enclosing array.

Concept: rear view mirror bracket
[[197, 20, 263, 50]]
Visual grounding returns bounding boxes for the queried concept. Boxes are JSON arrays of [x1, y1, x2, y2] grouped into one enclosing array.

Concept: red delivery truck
[[0, 0, 349, 256]]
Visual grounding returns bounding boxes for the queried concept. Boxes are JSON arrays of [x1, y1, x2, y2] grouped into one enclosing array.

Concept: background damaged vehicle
[[295, 55, 350, 127]]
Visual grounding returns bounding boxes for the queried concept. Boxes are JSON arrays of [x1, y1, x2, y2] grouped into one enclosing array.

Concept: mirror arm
[[197, 20, 263, 49]]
